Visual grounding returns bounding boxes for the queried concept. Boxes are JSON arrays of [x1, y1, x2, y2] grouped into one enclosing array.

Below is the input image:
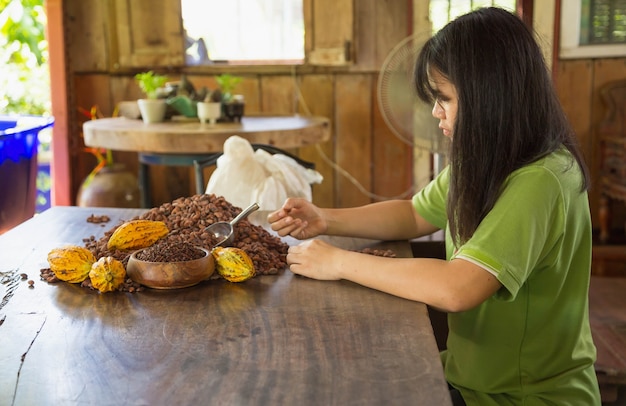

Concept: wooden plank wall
[[64, 0, 626, 237], [556, 57, 626, 233], [65, 0, 413, 210]]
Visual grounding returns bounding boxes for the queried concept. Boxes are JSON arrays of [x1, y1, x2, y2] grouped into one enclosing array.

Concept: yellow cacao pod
[[107, 219, 169, 251], [89, 256, 126, 293], [212, 247, 255, 282], [47, 245, 96, 283]]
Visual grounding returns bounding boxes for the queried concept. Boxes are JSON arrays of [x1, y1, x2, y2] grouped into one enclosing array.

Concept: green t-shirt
[[413, 149, 601, 405]]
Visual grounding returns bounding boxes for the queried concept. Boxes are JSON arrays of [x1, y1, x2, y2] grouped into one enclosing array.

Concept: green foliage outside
[[1, 0, 52, 212], [0, 0, 50, 115]]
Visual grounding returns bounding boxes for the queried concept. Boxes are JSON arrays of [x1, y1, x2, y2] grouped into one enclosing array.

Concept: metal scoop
[[205, 202, 260, 247]]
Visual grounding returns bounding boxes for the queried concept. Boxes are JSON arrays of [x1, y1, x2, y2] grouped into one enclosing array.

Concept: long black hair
[[414, 7, 590, 246]]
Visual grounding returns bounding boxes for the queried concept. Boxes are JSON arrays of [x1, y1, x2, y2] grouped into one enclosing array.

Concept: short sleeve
[[453, 167, 565, 300], [412, 166, 450, 230]]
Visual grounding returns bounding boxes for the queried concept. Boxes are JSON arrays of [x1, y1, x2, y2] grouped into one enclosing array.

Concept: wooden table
[[589, 276, 626, 402], [0, 206, 451, 406], [83, 116, 331, 207]]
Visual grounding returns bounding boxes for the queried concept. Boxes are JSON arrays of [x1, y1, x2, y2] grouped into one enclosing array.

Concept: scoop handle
[[229, 202, 260, 226]]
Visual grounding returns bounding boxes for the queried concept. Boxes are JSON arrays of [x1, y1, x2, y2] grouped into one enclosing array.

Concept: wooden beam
[[45, 0, 71, 205], [517, 0, 534, 29]]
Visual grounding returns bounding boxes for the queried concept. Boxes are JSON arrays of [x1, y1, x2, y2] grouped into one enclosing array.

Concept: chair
[[192, 144, 316, 195], [597, 79, 626, 244]]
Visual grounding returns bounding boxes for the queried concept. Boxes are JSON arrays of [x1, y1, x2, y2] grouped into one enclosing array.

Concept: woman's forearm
[[321, 200, 435, 240]]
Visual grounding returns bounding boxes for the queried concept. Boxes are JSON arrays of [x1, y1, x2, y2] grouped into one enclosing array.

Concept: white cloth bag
[[205, 135, 323, 212]]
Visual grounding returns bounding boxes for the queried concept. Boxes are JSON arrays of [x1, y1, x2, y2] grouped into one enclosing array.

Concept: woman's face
[[428, 70, 458, 139]]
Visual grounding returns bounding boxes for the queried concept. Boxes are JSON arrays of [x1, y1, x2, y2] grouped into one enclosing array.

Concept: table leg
[[139, 162, 151, 208], [194, 161, 206, 195]]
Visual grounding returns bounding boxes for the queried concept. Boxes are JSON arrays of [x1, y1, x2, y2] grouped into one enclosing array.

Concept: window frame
[[560, 0, 626, 59], [181, 0, 354, 70]]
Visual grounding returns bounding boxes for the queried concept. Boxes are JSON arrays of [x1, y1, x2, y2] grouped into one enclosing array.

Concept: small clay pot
[[137, 99, 167, 123]]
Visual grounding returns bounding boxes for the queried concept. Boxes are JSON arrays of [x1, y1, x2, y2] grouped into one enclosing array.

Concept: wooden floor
[[588, 233, 626, 405], [591, 272, 626, 406]]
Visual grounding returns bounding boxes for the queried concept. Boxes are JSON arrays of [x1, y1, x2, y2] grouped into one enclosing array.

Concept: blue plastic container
[[0, 115, 54, 234]]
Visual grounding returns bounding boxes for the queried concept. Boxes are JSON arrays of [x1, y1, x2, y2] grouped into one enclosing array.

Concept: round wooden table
[[83, 115, 331, 153], [83, 115, 331, 207]]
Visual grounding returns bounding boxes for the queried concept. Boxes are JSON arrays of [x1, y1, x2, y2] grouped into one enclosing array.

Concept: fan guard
[[377, 31, 448, 156]]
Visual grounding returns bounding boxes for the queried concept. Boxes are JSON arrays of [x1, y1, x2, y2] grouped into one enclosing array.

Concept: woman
[[268, 7, 601, 406]]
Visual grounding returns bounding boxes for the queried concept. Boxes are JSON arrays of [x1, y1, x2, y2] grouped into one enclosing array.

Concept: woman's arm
[[287, 240, 502, 312], [322, 199, 439, 240], [269, 198, 439, 241]]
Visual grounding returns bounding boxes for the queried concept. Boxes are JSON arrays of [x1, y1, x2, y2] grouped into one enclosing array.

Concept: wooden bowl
[[126, 246, 215, 289]]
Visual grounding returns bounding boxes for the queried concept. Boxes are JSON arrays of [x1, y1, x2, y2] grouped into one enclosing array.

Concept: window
[[580, 0, 626, 44], [429, 0, 517, 33], [181, 0, 304, 65], [561, 0, 626, 58]]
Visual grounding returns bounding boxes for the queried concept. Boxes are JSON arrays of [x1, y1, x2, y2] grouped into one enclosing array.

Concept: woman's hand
[[267, 198, 327, 240], [286, 239, 343, 280]]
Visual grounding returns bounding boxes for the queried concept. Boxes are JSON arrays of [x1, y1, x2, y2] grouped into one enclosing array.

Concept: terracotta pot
[[77, 164, 141, 208]]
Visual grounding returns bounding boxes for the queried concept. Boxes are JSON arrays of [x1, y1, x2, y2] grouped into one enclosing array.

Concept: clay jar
[[77, 163, 141, 208]]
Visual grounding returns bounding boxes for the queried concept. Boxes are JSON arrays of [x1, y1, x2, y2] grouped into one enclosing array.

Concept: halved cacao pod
[[212, 247, 255, 282]]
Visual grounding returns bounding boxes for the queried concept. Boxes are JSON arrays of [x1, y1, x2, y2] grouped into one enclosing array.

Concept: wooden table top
[[83, 115, 331, 154], [0, 206, 451, 406]]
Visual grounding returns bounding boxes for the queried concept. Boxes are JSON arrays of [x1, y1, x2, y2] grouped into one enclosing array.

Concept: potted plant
[[134, 71, 168, 123], [215, 74, 240, 101], [216, 74, 245, 122]]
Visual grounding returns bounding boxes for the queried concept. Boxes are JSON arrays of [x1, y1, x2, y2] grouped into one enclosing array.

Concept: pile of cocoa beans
[[84, 194, 288, 276]]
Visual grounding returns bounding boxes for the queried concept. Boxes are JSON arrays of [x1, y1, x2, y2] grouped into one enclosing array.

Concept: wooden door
[[111, 0, 185, 69]]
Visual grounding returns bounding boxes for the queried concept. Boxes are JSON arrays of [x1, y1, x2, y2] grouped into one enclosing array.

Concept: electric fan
[[377, 31, 449, 177]]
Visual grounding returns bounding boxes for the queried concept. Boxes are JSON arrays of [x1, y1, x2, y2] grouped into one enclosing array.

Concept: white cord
[[291, 67, 419, 201]]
